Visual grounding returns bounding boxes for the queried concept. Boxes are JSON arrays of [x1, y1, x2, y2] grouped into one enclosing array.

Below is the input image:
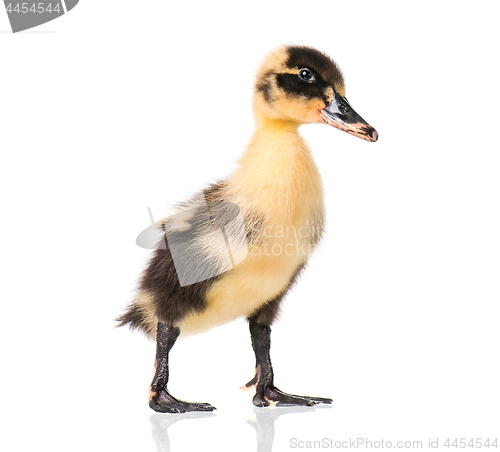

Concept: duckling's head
[[254, 45, 378, 142]]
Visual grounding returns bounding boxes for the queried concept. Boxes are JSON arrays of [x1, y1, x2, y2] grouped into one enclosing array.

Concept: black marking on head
[[285, 46, 344, 89], [257, 71, 274, 103], [275, 72, 330, 104], [257, 81, 272, 103]]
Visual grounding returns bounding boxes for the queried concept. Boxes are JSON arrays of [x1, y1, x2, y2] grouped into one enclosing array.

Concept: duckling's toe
[[252, 386, 332, 407], [149, 390, 216, 413]]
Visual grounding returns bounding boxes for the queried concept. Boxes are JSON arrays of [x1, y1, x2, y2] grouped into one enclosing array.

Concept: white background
[[1, 1, 499, 451]]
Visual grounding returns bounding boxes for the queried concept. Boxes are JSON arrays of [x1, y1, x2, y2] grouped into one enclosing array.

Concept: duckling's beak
[[320, 92, 378, 142]]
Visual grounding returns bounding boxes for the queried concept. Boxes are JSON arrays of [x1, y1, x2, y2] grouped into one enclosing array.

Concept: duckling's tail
[[115, 302, 141, 329], [115, 301, 156, 339]]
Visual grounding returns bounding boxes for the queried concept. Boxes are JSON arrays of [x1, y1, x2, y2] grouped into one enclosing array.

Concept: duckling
[[117, 45, 378, 413]]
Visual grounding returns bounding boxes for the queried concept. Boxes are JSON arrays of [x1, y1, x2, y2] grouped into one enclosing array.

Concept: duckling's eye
[[298, 68, 315, 83]]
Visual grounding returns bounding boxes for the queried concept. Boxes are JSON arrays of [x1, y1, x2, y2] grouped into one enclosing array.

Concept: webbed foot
[[252, 385, 332, 407], [149, 389, 216, 414]]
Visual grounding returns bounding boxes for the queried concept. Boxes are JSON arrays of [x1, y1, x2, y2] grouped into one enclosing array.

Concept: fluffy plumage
[[118, 43, 377, 339], [118, 45, 334, 337], [118, 44, 378, 413]]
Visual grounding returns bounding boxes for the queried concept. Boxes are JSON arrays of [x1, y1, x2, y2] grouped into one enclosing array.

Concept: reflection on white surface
[[247, 407, 316, 452], [150, 412, 216, 452], [149, 405, 332, 452], [248, 405, 333, 452]]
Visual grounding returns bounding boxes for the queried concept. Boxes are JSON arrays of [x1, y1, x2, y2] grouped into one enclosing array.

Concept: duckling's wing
[[140, 188, 248, 287], [167, 193, 247, 286]]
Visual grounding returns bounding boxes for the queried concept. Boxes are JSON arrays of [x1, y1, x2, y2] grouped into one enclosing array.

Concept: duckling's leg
[[243, 306, 332, 407], [149, 322, 215, 413]]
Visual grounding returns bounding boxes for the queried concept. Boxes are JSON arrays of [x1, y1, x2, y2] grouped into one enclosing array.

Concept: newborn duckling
[[118, 45, 377, 413]]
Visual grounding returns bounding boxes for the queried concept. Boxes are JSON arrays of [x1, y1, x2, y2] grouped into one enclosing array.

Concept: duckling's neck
[[228, 115, 324, 224], [238, 116, 309, 183], [254, 115, 300, 134]]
